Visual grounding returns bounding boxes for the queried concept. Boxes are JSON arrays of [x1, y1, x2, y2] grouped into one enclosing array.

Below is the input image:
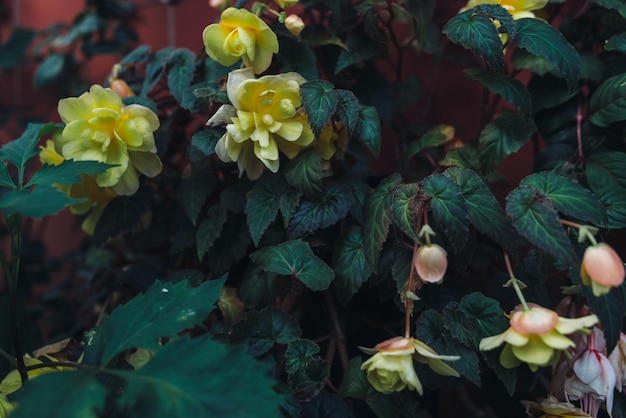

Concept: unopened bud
[[580, 242, 625, 296], [414, 244, 447, 284], [109, 79, 134, 99], [285, 14, 305, 36]]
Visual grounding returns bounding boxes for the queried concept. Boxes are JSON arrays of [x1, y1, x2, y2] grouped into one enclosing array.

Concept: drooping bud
[[580, 242, 625, 296], [414, 244, 447, 284], [284, 14, 305, 36]]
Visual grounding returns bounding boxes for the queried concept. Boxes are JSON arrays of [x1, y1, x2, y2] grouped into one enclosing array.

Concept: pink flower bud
[[581, 242, 625, 296], [284, 14, 305, 36], [414, 244, 447, 284]]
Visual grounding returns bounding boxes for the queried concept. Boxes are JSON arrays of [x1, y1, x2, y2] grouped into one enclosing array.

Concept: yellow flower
[[203, 7, 279, 74], [0, 355, 72, 396], [479, 304, 598, 371], [210, 68, 314, 179], [522, 396, 592, 417], [359, 336, 459, 395], [57, 84, 162, 196], [284, 14, 305, 36], [40, 139, 117, 235], [415, 243, 448, 284], [313, 121, 348, 160], [580, 242, 625, 297], [460, 0, 549, 19], [275, 0, 298, 9]]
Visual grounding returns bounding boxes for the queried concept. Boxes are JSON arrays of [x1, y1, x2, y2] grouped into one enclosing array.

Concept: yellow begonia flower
[[359, 336, 459, 395], [210, 68, 314, 179], [203, 7, 279, 74], [313, 122, 348, 161], [580, 242, 625, 297], [460, 0, 548, 19], [275, 0, 298, 9], [479, 304, 598, 371], [57, 84, 162, 196], [40, 139, 117, 235]]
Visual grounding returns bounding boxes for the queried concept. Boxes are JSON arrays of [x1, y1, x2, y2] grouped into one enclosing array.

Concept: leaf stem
[[324, 290, 348, 371], [5, 215, 26, 384], [504, 251, 529, 312]]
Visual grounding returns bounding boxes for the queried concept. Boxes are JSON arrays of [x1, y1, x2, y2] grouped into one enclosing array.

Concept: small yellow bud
[[284, 14, 305, 36]]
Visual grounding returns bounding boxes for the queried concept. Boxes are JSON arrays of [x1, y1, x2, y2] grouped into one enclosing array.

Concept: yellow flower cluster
[[460, 0, 549, 19]]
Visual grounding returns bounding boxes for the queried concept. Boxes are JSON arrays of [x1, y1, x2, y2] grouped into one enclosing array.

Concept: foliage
[[0, 0, 625, 418]]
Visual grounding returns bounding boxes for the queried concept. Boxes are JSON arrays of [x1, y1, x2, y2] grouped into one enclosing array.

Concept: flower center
[[262, 114, 273, 125]]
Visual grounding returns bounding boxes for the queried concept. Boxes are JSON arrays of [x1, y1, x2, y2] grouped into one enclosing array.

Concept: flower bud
[[109, 79, 135, 98], [414, 244, 447, 284], [284, 14, 305, 36], [580, 242, 625, 296]]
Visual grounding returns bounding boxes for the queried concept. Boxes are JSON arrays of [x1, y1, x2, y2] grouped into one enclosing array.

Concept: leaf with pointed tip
[[520, 171, 607, 227], [478, 111, 536, 172], [354, 105, 381, 157], [246, 174, 287, 246], [26, 160, 114, 187], [594, 186, 626, 229], [363, 173, 402, 271], [585, 152, 626, 190], [0, 162, 15, 189], [250, 239, 335, 291], [301, 80, 338, 137], [443, 10, 504, 72], [0, 123, 43, 184], [230, 306, 301, 356], [285, 339, 329, 394], [422, 174, 469, 251], [506, 186, 577, 264], [167, 48, 195, 103], [514, 18, 580, 89], [284, 150, 324, 199], [589, 73, 626, 127], [472, 4, 516, 39], [280, 189, 301, 228], [0, 186, 82, 219], [392, 183, 420, 241], [335, 90, 360, 135], [333, 226, 372, 304], [465, 68, 532, 117], [83, 277, 226, 366], [196, 204, 228, 260]]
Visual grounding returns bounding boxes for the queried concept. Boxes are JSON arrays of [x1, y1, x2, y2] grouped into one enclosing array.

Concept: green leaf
[[422, 174, 469, 251], [458, 293, 516, 395], [181, 81, 226, 113], [280, 189, 302, 228], [585, 152, 626, 190], [34, 53, 65, 89], [176, 172, 212, 225], [117, 335, 282, 417], [511, 48, 557, 76], [0, 27, 35, 69], [10, 370, 106, 418], [335, 90, 360, 135], [335, 26, 384, 74], [520, 171, 607, 226], [339, 357, 369, 399], [506, 186, 577, 264], [605, 32, 626, 54], [392, 183, 420, 241], [93, 189, 150, 245], [188, 129, 221, 161], [471, 4, 517, 39], [84, 277, 226, 366], [0, 123, 43, 184], [250, 239, 335, 291], [276, 36, 319, 81], [595, 186, 626, 229], [354, 105, 381, 158], [26, 160, 113, 187], [301, 80, 338, 137], [593, 0, 626, 16], [0, 162, 15, 189], [0, 186, 82, 219], [443, 10, 505, 73], [589, 73, 626, 127], [478, 111, 536, 172], [230, 306, 301, 356], [363, 173, 402, 271], [514, 18, 581, 89], [167, 48, 196, 103], [415, 310, 480, 386], [444, 168, 517, 252], [302, 391, 353, 418], [465, 68, 532, 117], [246, 174, 287, 246], [333, 226, 372, 304], [287, 183, 353, 238], [196, 204, 228, 260], [285, 339, 329, 394], [284, 150, 324, 199]]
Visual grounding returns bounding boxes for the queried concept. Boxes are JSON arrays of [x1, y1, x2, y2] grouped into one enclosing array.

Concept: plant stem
[[6, 215, 26, 383], [324, 290, 348, 371], [504, 252, 529, 312]]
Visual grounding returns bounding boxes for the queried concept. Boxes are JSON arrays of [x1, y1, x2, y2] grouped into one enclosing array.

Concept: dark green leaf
[[415, 310, 480, 386], [338, 357, 369, 399], [117, 335, 282, 417], [363, 173, 402, 271], [465, 68, 532, 117], [511, 48, 557, 75], [0, 186, 81, 219], [287, 183, 353, 238], [579, 54, 605, 82], [246, 174, 287, 246], [250, 239, 335, 291], [120, 45, 151, 64], [285, 339, 329, 394], [402, 131, 447, 169], [230, 306, 301, 356], [335, 90, 360, 135], [0, 27, 35, 69], [0, 163, 15, 189], [280, 189, 301, 228], [595, 186, 626, 229], [605, 32, 626, 54], [176, 173, 211, 225], [444, 167, 517, 252], [93, 189, 150, 245], [26, 160, 113, 187], [335, 27, 383, 74], [284, 150, 324, 199], [0, 123, 44, 184], [10, 370, 106, 418], [514, 18, 581, 89], [586, 152, 626, 192], [302, 391, 354, 418], [593, 0, 626, 16], [422, 174, 469, 251], [354, 105, 381, 158], [188, 129, 221, 161], [167, 48, 196, 103], [333, 226, 372, 304], [285, 338, 321, 376], [478, 111, 536, 172], [301, 80, 338, 137], [443, 10, 505, 73], [589, 73, 626, 127], [196, 204, 228, 260], [180, 81, 225, 113], [506, 186, 577, 264], [34, 54, 66, 89], [140, 48, 172, 97], [520, 171, 607, 226], [392, 183, 420, 241], [276, 36, 319, 81], [472, 4, 517, 39], [84, 277, 226, 366]]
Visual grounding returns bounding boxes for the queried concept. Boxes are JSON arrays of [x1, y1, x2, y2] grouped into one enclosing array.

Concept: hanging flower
[[460, 0, 549, 19], [202, 7, 279, 74], [479, 304, 598, 371], [208, 68, 314, 179], [39, 139, 117, 235], [359, 336, 459, 395], [56, 84, 162, 196], [284, 14, 305, 36], [414, 243, 448, 284], [609, 332, 626, 391], [580, 243, 625, 297]]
